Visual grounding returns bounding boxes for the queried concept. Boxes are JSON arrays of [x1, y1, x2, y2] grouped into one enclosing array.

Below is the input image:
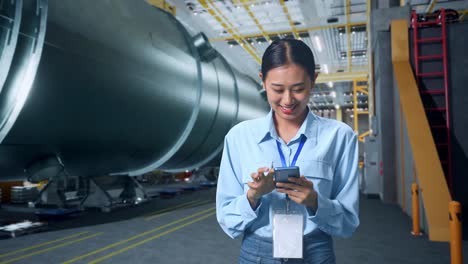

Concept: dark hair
[[261, 39, 316, 81]]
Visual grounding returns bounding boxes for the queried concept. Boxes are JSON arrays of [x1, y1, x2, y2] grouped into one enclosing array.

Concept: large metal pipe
[[0, 0, 269, 181]]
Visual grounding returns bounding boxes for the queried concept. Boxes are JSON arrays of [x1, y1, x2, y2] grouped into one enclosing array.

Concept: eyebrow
[[271, 82, 305, 87]]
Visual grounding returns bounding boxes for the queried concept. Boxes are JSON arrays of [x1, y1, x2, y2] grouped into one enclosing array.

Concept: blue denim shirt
[[216, 109, 359, 240]]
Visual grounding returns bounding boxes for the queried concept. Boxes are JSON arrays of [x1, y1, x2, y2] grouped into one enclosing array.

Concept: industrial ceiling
[[167, 0, 466, 112]]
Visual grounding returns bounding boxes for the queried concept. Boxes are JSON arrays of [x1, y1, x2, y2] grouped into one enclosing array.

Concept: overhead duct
[[0, 0, 269, 181]]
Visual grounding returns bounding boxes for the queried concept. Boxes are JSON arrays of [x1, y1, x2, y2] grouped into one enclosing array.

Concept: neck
[[274, 108, 308, 143]]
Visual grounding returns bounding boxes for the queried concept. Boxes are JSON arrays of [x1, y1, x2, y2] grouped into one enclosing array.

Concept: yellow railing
[[353, 79, 369, 138], [358, 130, 370, 143]]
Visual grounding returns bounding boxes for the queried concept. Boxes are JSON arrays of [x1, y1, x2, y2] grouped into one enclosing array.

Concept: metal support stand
[[81, 175, 147, 212], [36, 179, 66, 207]]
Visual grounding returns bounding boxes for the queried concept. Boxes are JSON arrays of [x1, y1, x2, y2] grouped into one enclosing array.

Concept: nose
[[282, 89, 294, 105]]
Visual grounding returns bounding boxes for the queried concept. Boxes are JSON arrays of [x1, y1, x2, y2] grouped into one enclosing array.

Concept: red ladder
[[411, 9, 452, 193]]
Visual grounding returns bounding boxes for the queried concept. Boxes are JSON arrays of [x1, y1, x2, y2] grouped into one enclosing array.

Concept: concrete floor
[[0, 186, 467, 264], [0, 187, 241, 264]]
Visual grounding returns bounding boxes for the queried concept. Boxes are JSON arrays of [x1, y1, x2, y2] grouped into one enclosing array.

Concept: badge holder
[[273, 196, 303, 259], [272, 136, 306, 259]]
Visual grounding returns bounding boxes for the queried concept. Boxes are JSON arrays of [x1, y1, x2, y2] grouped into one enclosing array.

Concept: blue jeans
[[239, 232, 335, 264]]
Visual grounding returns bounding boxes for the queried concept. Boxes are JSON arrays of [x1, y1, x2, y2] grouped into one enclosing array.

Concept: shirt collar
[[256, 107, 318, 145]]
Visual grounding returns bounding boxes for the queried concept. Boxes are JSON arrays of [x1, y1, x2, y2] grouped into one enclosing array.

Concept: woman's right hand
[[246, 167, 275, 208]]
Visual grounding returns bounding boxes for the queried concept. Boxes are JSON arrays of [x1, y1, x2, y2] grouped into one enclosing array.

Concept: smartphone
[[274, 166, 300, 184]]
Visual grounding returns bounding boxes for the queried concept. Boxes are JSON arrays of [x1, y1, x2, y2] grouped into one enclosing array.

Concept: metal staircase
[[411, 9, 452, 193]]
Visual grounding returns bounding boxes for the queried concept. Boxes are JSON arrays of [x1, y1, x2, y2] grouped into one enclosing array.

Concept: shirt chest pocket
[[298, 160, 333, 198]]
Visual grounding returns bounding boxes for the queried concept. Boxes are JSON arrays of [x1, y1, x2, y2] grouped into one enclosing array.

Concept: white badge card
[[272, 212, 303, 259]]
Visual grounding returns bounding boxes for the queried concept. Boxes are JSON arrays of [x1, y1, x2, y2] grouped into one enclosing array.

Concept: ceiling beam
[[315, 71, 368, 83], [460, 10, 467, 22], [198, 0, 262, 64], [209, 22, 367, 42], [279, 0, 300, 39], [238, 0, 271, 42], [346, 0, 352, 71], [425, 0, 438, 13]]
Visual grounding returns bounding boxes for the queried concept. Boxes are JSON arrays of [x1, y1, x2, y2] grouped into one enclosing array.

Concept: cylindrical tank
[[0, 0, 269, 180]]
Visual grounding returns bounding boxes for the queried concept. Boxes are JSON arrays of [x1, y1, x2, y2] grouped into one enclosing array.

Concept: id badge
[[272, 210, 303, 259]]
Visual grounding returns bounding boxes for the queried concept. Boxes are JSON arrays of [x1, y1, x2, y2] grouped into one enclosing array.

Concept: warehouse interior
[[0, 0, 467, 263]]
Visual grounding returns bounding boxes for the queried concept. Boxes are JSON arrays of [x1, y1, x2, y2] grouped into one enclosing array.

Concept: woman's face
[[261, 64, 314, 123]]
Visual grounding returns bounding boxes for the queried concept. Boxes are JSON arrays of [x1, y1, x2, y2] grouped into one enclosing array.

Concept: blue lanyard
[[276, 136, 306, 167]]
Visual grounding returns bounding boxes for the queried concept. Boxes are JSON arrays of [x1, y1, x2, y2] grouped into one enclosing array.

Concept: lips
[[279, 104, 296, 115]]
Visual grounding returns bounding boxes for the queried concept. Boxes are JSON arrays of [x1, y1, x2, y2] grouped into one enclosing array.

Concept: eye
[[271, 88, 284, 93], [292, 87, 305, 93]]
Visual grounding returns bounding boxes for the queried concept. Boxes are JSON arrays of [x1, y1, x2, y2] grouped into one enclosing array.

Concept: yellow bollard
[[449, 201, 462, 264], [411, 183, 422, 235]]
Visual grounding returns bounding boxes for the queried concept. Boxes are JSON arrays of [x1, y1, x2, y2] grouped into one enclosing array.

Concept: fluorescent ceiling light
[[313, 36, 322, 52], [322, 64, 328, 74]]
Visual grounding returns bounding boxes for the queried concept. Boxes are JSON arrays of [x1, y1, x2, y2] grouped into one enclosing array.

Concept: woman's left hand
[[276, 176, 318, 211]]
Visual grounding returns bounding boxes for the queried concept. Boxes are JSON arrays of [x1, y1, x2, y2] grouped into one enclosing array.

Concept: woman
[[216, 39, 359, 264]]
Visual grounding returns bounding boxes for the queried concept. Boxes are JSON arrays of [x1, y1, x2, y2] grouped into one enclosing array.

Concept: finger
[[288, 177, 312, 190], [275, 187, 288, 194], [277, 184, 311, 198], [285, 188, 308, 201], [257, 167, 270, 176], [287, 177, 302, 185], [267, 168, 275, 178], [300, 176, 313, 187], [286, 194, 303, 205], [247, 181, 259, 189], [251, 172, 260, 182], [277, 188, 304, 199], [276, 182, 301, 190], [288, 176, 311, 187]]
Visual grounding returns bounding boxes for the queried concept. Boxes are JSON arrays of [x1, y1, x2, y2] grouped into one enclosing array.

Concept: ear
[[259, 72, 265, 89], [309, 72, 318, 89]]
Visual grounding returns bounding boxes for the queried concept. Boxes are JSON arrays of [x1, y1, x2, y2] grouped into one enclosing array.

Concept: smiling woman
[[261, 63, 312, 143], [216, 39, 360, 264], [259, 40, 317, 143]]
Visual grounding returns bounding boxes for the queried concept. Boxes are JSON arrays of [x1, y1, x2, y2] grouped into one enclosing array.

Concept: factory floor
[[0, 185, 466, 264]]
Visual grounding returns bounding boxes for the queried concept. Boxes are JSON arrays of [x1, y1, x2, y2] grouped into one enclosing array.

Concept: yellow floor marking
[[0, 232, 103, 264], [144, 199, 213, 221], [143, 199, 203, 219], [62, 207, 215, 264], [88, 211, 216, 264], [0, 231, 89, 258]]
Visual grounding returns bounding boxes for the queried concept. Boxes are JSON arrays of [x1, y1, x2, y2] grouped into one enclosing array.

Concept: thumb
[[301, 176, 313, 187]]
